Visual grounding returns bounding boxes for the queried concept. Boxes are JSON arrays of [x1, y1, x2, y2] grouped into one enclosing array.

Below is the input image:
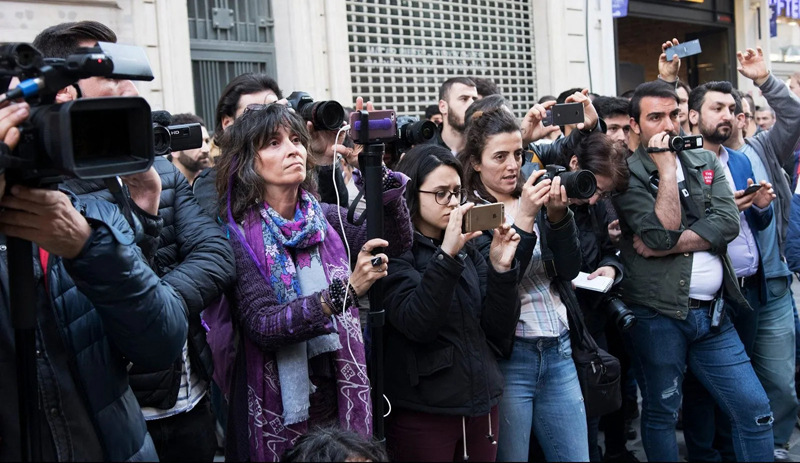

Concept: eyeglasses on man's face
[[419, 188, 467, 205]]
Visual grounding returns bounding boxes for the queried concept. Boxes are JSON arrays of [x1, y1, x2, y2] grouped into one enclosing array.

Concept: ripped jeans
[[625, 304, 774, 462]]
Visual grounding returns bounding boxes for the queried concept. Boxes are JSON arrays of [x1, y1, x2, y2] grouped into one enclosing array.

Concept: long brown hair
[[458, 107, 524, 203], [215, 104, 317, 223]]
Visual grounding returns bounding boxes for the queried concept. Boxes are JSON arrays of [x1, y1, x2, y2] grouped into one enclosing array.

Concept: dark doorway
[[615, 16, 734, 95]]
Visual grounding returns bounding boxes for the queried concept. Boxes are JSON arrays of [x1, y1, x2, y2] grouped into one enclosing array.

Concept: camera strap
[[646, 155, 703, 227], [103, 177, 137, 232], [346, 190, 368, 226]]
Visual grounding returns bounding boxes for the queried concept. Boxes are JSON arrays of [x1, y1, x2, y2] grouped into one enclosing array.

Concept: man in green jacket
[[611, 80, 773, 462]]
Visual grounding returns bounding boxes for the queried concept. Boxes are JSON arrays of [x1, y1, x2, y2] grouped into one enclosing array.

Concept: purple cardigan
[[226, 197, 412, 461]]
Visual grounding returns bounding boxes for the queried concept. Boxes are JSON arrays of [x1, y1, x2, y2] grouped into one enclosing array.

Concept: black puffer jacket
[[382, 232, 520, 416], [64, 157, 235, 407]]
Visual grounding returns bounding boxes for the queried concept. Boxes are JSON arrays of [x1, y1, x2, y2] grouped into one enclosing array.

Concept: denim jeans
[[496, 331, 589, 462], [624, 304, 773, 462]]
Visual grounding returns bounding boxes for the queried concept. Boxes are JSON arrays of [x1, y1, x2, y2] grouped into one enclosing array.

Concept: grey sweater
[[740, 73, 800, 251]]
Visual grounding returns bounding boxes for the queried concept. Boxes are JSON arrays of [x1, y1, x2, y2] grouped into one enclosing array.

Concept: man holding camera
[[611, 80, 773, 462], [0, 98, 188, 461], [29, 21, 235, 462]]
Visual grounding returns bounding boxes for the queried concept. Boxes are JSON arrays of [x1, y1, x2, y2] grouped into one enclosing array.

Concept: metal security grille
[[345, 0, 537, 118], [188, 0, 276, 129]]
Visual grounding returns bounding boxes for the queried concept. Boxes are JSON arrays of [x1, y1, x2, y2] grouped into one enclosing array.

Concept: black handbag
[[565, 291, 622, 418]]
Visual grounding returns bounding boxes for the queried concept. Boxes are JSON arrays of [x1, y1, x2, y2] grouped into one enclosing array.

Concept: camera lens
[[401, 120, 437, 145], [305, 100, 345, 131], [152, 124, 171, 156], [669, 135, 685, 152], [560, 170, 597, 199], [606, 297, 637, 332]]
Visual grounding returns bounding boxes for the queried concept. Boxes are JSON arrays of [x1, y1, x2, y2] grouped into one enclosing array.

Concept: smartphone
[[665, 39, 702, 61], [742, 184, 762, 196], [462, 203, 504, 233], [543, 102, 584, 127], [349, 109, 397, 144]]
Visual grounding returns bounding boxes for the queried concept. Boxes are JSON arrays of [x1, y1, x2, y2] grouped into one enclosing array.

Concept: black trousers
[[146, 394, 218, 462]]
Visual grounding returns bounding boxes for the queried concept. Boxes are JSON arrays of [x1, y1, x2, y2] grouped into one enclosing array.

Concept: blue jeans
[[625, 304, 773, 462], [496, 332, 589, 462]]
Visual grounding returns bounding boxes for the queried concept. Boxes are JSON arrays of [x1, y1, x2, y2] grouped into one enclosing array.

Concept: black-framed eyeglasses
[[419, 188, 467, 205]]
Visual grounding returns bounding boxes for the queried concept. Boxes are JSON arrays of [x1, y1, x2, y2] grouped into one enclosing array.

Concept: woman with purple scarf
[[215, 103, 413, 461]]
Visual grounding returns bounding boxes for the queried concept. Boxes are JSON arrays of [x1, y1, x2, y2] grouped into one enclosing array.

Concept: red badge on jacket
[[703, 170, 714, 185]]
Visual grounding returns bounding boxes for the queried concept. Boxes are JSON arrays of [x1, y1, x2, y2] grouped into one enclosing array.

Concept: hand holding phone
[[542, 103, 584, 127], [742, 184, 762, 196], [462, 203, 505, 233], [665, 39, 702, 61]]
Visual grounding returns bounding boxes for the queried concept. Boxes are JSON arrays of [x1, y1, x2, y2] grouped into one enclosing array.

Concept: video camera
[[534, 164, 597, 199], [0, 41, 159, 183], [287, 91, 345, 131], [669, 134, 703, 152]]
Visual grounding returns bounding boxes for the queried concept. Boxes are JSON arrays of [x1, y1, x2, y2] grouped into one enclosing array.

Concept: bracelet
[[347, 282, 360, 308], [325, 278, 353, 315]]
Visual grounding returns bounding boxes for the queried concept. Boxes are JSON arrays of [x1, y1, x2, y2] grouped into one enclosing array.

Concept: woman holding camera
[[458, 108, 589, 462], [215, 103, 412, 462], [382, 144, 522, 462]]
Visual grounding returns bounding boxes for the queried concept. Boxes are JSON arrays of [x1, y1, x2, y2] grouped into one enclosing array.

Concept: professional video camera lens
[[0, 43, 42, 70], [298, 100, 345, 131], [606, 296, 636, 331]]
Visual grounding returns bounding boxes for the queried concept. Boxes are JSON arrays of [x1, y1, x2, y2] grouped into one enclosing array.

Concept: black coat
[[382, 232, 520, 416], [64, 157, 235, 408]]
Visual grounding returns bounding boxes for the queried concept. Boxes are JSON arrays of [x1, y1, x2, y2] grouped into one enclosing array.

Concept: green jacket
[[612, 146, 749, 319]]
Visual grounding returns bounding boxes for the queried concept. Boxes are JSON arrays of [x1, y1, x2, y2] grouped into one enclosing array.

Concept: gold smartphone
[[462, 203, 504, 233]]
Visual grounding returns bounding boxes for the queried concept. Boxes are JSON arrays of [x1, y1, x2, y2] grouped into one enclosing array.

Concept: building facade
[[0, 0, 792, 126]]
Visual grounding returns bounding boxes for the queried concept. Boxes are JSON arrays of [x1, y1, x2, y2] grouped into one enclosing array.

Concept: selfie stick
[[8, 236, 40, 462], [356, 110, 386, 443]]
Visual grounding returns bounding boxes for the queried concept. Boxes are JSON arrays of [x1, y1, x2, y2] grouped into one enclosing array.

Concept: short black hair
[[537, 95, 557, 104], [171, 113, 206, 126], [438, 77, 476, 101], [619, 89, 636, 100], [472, 77, 500, 98], [214, 73, 282, 142], [629, 81, 679, 123], [33, 21, 117, 58], [395, 144, 464, 223], [424, 104, 441, 120], [676, 80, 692, 95], [592, 96, 630, 120], [281, 427, 388, 462], [688, 81, 734, 114], [556, 87, 584, 104]]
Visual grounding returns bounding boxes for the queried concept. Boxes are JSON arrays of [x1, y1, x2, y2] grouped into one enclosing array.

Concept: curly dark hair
[[458, 107, 523, 204], [215, 104, 317, 223]]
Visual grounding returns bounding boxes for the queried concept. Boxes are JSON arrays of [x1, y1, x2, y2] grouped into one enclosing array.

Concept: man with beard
[[169, 113, 211, 185], [681, 61, 798, 462], [611, 80, 773, 462], [433, 77, 479, 154]]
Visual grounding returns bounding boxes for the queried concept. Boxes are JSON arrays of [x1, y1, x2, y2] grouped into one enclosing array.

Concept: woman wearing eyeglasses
[[214, 103, 413, 462], [382, 144, 523, 462], [458, 107, 589, 462]]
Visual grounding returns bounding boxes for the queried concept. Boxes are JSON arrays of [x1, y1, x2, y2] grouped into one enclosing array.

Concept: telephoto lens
[[399, 119, 436, 146], [298, 100, 345, 131], [558, 170, 597, 199]]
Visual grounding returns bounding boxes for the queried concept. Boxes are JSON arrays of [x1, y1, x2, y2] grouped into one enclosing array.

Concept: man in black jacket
[[33, 21, 235, 462]]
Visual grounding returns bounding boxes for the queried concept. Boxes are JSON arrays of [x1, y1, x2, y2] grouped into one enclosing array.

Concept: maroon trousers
[[386, 405, 499, 462]]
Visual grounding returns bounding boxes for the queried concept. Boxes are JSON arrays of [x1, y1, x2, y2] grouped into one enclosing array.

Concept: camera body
[[287, 91, 345, 131], [0, 42, 157, 182], [669, 134, 703, 152], [533, 164, 597, 199]]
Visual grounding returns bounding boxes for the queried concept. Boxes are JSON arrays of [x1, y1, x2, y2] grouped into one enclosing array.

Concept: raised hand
[[520, 100, 561, 144], [658, 38, 681, 82], [441, 202, 482, 258], [489, 223, 520, 272], [736, 47, 770, 86], [564, 89, 598, 131]]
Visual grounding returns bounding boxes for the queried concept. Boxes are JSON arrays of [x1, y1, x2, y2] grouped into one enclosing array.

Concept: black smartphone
[[543, 102, 584, 127], [665, 39, 702, 61], [742, 184, 762, 196]]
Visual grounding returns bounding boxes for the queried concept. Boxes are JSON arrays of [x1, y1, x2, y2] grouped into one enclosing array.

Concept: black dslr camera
[[669, 134, 703, 152], [534, 164, 597, 199], [605, 294, 636, 331], [287, 91, 345, 131], [0, 41, 158, 183]]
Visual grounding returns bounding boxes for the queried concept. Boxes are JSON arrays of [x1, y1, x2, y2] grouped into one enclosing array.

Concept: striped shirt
[[140, 340, 208, 420], [516, 223, 569, 338]]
